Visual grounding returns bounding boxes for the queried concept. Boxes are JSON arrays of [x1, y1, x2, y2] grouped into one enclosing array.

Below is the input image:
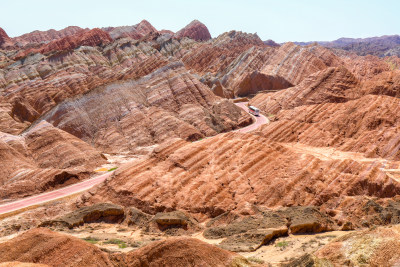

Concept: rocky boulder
[[40, 203, 124, 229], [204, 206, 334, 251]]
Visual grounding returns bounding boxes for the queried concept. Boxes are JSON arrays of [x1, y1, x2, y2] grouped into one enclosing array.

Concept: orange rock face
[[314, 225, 400, 266], [41, 63, 251, 152], [0, 228, 247, 267], [85, 131, 400, 221], [0, 27, 12, 48], [0, 121, 106, 200], [3, 21, 400, 241], [125, 237, 246, 266], [0, 228, 113, 267]]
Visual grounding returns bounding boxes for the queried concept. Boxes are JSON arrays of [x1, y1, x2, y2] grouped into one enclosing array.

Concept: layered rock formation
[[250, 66, 361, 114], [14, 28, 112, 59], [0, 121, 106, 200], [124, 237, 248, 266], [313, 225, 400, 266], [41, 62, 251, 152], [0, 228, 113, 266], [174, 20, 211, 41], [84, 131, 400, 225], [0, 228, 249, 267], [12, 26, 87, 46], [0, 27, 12, 48], [103, 20, 157, 40]]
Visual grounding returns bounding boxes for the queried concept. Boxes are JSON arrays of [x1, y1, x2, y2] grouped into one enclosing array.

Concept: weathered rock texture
[[123, 237, 249, 266], [0, 228, 249, 267], [313, 225, 400, 266], [0, 27, 13, 48], [257, 94, 400, 160], [0, 121, 106, 200], [204, 206, 334, 251], [15, 28, 112, 59], [40, 203, 124, 229], [175, 20, 211, 41], [41, 62, 251, 152], [103, 20, 157, 40], [0, 228, 113, 267], [85, 131, 400, 225], [12, 26, 87, 46]]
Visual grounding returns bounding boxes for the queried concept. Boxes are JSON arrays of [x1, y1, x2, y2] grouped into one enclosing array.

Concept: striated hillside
[[0, 121, 106, 200], [41, 62, 251, 152], [2, 19, 400, 266], [85, 131, 400, 228]]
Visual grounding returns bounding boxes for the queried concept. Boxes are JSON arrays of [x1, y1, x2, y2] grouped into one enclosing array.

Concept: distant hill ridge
[[294, 34, 400, 57]]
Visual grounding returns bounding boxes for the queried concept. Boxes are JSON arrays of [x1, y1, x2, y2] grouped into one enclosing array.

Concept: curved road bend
[[0, 102, 268, 216], [234, 102, 269, 133]]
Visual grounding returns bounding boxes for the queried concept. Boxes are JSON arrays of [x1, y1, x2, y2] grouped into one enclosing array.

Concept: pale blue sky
[[1, 0, 398, 43]]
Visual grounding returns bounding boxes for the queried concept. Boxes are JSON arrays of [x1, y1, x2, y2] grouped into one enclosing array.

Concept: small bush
[[82, 236, 99, 244], [275, 241, 289, 248]]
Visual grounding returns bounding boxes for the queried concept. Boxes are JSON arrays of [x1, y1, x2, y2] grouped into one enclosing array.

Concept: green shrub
[[104, 239, 127, 248], [82, 236, 99, 244], [275, 241, 289, 248]]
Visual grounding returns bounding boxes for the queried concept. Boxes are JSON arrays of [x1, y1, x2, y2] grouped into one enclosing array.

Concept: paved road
[[0, 171, 113, 216], [0, 102, 268, 216], [234, 102, 269, 133]]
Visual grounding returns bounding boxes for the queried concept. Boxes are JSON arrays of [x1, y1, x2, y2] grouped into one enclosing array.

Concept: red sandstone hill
[[0, 27, 13, 48], [14, 28, 112, 59], [0, 228, 113, 266], [2, 20, 400, 228], [175, 20, 211, 41], [0, 121, 106, 200], [0, 228, 248, 267], [103, 19, 158, 40], [12, 26, 87, 46]]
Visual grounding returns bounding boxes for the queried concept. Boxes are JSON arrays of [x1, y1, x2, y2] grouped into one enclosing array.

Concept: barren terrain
[[1, 18, 400, 266]]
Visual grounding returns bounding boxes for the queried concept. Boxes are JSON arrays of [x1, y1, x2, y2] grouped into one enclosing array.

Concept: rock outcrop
[[259, 94, 400, 160], [0, 228, 113, 267], [0, 27, 13, 48], [0, 121, 106, 200], [204, 206, 334, 251], [41, 62, 251, 152], [175, 20, 211, 41], [0, 228, 249, 267], [40, 203, 125, 229], [313, 225, 400, 266], [124, 237, 249, 266], [84, 131, 400, 223]]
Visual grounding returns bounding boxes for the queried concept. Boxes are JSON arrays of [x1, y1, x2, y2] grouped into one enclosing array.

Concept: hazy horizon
[[1, 0, 398, 43]]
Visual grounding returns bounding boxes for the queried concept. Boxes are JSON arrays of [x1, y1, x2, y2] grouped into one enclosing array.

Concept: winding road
[[0, 102, 269, 216]]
